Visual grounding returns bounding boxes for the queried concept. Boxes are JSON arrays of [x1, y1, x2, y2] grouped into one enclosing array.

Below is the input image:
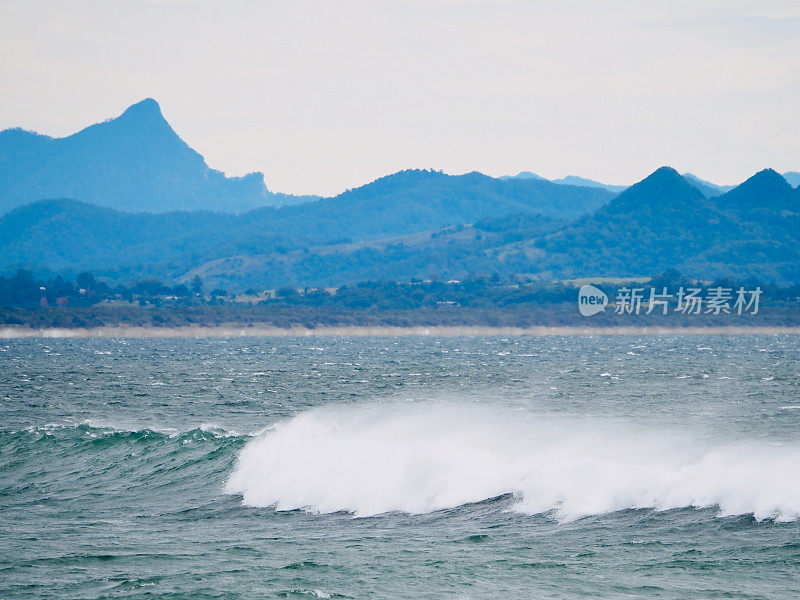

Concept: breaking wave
[[6, 420, 245, 442], [226, 402, 800, 521]]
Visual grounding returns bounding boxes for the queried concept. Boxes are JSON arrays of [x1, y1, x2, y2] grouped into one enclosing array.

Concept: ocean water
[[2, 334, 800, 599]]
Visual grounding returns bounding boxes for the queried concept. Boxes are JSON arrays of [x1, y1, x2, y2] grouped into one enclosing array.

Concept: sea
[[2, 334, 799, 599]]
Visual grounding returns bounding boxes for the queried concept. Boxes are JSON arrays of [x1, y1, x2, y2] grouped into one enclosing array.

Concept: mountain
[[502, 171, 626, 193], [562, 166, 718, 232], [714, 169, 796, 211], [0, 199, 275, 279], [550, 175, 627, 193], [5, 166, 799, 289], [0, 168, 613, 284], [683, 171, 800, 196], [3, 111, 799, 289], [136, 167, 800, 288], [0, 99, 312, 214], [534, 167, 800, 283], [682, 173, 735, 197], [268, 169, 613, 241], [783, 172, 800, 188], [499, 171, 546, 181]]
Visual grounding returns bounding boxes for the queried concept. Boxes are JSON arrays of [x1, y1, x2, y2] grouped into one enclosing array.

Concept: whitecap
[[225, 402, 800, 522]]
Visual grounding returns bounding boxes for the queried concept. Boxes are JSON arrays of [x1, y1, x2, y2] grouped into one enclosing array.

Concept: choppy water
[[2, 335, 800, 599]]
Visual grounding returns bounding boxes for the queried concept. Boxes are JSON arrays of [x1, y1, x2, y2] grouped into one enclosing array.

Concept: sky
[[1, 0, 799, 196]]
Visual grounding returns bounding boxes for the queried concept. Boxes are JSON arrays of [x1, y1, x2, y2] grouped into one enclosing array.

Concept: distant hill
[[268, 169, 613, 241], [783, 172, 800, 187], [499, 171, 546, 181], [501, 171, 627, 193], [550, 175, 627, 193], [535, 167, 726, 276], [0, 99, 313, 214], [1, 97, 798, 288], [0, 168, 613, 284], [0, 99, 625, 217], [682, 173, 736, 197], [713, 169, 797, 211], [3, 166, 798, 289], [0, 199, 266, 279], [148, 167, 800, 288], [534, 167, 800, 283], [682, 171, 800, 196]]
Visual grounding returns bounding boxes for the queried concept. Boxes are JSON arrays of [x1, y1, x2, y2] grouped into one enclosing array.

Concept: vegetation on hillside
[[2, 269, 798, 329]]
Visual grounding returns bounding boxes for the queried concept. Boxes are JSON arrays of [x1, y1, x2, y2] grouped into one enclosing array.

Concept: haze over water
[[2, 334, 800, 599]]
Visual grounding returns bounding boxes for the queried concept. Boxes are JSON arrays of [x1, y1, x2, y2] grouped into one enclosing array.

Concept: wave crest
[[4, 420, 245, 445], [225, 403, 800, 521]]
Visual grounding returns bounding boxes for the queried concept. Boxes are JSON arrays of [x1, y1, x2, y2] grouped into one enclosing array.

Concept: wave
[[225, 402, 800, 521], [2, 420, 247, 501], [5, 420, 245, 441]]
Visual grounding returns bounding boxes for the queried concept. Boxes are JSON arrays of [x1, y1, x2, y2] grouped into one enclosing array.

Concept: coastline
[[3, 324, 800, 338]]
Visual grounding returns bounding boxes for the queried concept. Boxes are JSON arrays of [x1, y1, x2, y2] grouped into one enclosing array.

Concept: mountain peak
[[628, 166, 698, 195], [119, 98, 164, 121], [646, 165, 682, 180], [0, 98, 280, 213], [111, 99, 173, 134], [717, 168, 795, 210], [729, 168, 791, 198], [602, 166, 702, 215], [499, 171, 545, 181], [742, 168, 788, 187]]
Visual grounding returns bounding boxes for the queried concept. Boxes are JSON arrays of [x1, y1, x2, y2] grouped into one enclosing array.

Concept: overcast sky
[[1, 0, 799, 196]]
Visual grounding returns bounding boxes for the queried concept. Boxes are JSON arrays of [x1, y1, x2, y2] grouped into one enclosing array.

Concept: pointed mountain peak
[[627, 166, 698, 195], [602, 166, 702, 214], [718, 168, 796, 210], [725, 168, 791, 198], [738, 168, 790, 190], [642, 165, 682, 182], [103, 98, 174, 136], [119, 98, 164, 121], [82, 97, 183, 147]]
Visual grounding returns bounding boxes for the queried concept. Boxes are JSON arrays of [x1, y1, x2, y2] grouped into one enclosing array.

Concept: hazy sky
[[1, 0, 799, 195]]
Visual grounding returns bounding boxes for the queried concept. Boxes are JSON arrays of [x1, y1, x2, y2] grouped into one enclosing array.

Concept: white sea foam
[[13, 419, 244, 440], [225, 402, 800, 521], [199, 422, 242, 437]]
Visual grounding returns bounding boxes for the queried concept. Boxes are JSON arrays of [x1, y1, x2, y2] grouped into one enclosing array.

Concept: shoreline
[[3, 324, 800, 338]]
